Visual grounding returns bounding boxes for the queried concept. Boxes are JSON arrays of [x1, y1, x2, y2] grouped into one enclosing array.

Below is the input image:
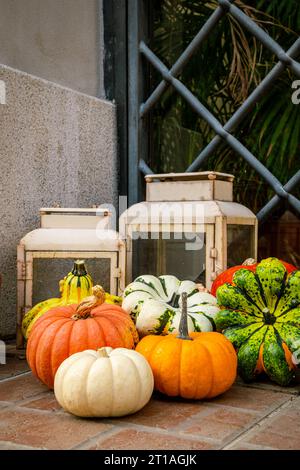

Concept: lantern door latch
[[210, 248, 217, 259], [112, 267, 122, 278]]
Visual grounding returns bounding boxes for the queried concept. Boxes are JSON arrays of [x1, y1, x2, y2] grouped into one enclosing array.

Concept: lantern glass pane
[[32, 258, 111, 305], [132, 232, 206, 282], [227, 225, 255, 267]]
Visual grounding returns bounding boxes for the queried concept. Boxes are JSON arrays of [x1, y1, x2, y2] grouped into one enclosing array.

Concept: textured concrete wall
[[0, 64, 118, 337], [0, 0, 103, 97]]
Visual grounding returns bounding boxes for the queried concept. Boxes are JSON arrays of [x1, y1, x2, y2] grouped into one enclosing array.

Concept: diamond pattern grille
[[131, 0, 300, 222]]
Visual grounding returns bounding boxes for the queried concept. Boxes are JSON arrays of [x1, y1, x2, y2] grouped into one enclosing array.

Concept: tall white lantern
[[120, 171, 257, 289]]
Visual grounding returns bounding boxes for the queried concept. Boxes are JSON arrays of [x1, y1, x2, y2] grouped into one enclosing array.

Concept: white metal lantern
[[120, 172, 257, 289], [16, 208, 125, 347]]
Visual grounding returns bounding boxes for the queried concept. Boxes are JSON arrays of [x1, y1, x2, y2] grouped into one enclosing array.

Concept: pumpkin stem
[[72, 285, 106, 320], [72, 259, 88, 276], [196, 283, 209, 293], [242, 258, 256, 266], [97, 347, 111, 358], [177, 292, 192, 341]]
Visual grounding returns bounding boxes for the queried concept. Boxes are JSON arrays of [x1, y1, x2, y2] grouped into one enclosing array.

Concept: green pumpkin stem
[[72, 260, 88, 276], [177, 292, 192, 341]]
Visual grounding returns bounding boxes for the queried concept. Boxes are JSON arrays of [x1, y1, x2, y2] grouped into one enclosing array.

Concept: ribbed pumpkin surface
[[136, 331, 237, 399], [22, 260, 93, 339], [215, 258, 300, 386], [27, 303, 139, 389]]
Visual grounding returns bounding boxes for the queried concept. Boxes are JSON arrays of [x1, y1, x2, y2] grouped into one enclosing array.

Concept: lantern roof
[[20, 228, 123, 251], [145, 171, 234, 183], [144, 171, 236, 203], [120, 200, 256, 225]]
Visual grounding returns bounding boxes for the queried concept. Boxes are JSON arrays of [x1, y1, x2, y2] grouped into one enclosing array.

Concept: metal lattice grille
[[128, 0, 300, 222]]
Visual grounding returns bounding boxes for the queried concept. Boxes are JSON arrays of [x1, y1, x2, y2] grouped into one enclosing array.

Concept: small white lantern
[[120, 172, 257, 289], [16, 208, 126, 348]]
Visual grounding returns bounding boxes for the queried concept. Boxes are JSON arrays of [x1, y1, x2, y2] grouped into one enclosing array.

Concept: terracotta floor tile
[[0, 373, 47, 402], [116, 394, 207, 430], [0, 441, 41, 450], [0, 355, 29, 381], [0, 408, 113, 450], [286, 396, 300, 411], [21, 393, 62, 412], [263, 409, 300, 434], [0, 369, 299, 450], [181, 407, 257, 442], [248, 431, 300, 450], [210, 385, 291, 412], [228, 443, 276, 450], [87, 428, 216, 450], [0, 402, 11, 409], [246, 407, 300, 450], [236, 377, 300, 395]]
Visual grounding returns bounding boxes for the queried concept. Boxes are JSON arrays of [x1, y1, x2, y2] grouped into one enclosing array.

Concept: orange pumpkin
[[136, 293, 237, 399], [26, 286, 139, 389], [211, 258, 297, 297]]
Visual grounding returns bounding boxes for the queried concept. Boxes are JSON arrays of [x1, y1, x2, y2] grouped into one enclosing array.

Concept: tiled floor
[[0, 343, 29, 381], [0, 354, 299, 450]]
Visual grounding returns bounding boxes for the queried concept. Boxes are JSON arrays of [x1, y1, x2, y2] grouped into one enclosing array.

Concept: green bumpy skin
[[215, 257, 300, 386], [237, 325, 267, 382]]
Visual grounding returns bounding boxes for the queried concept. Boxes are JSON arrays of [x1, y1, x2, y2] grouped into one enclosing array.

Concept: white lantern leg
[[16, 244, 26, 349], [118, 239, 126, 295], [16, 250, 33, 349], [109, 252, 118, 295], [254, 219, 258, 261], [24, 250, 34, 317], [205, 224, 215, 291], [125, 225, 135, 287], [215, 216, 227, 277]]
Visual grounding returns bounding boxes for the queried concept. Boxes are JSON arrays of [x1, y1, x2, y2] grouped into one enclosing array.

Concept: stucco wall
[[0, 64, 118, 337], [0, 0, 103, 97]]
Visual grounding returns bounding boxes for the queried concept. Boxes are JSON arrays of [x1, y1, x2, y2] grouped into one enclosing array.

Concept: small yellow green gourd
[[22, 260, 122, 339]]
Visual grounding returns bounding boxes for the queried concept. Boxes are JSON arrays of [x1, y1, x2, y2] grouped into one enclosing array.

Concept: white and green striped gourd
[[122, 275, 219, 337]]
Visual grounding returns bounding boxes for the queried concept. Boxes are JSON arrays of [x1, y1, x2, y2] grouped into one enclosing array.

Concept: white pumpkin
[[54, 347, 154, 417], [122, 274, 220, 337]]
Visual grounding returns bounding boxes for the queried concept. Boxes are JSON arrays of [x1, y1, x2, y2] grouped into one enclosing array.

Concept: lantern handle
[[177, 292, 192, 340]]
